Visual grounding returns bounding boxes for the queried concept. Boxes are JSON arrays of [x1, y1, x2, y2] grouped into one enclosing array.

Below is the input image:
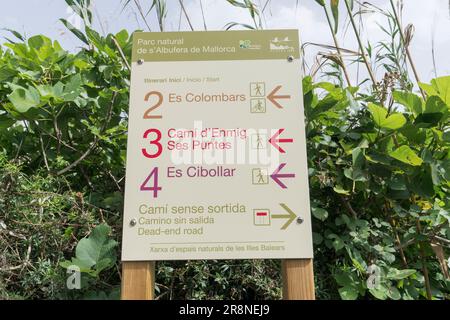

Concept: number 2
[[143, 91, 163, 119]]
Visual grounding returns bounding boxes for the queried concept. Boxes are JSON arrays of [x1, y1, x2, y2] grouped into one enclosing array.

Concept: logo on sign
[[270, 37, 294, 52], [239, 40, 261, 50]]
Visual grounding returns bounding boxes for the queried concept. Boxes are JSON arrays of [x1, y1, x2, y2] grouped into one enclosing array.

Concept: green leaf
[[393, 90, 423, 115], [28, 35, 51, 49], [60, 258, 93, 273], [329, 234, 344, 251], [369, 287, 388, 300], [312, 232, 323, 245], [425, 95, 447, 113], [419, 76, 450, 106], [389, 146, 423, 166], [114, 29, 129, 47], [315, 0, 326, 6], [3, 28, 25, 42], [312, 206, 328, 221], [368, 103, 406, 130], [75, 224, 117, 270], [0, 115, 15, 128], [330, 0, 340, 34], [8, 86, 41, 113], [442, 131, 450, 142], [63, 74, 83, 101], [410, 168, 434, 198], [339, 286, 358, 300], [352, 147, 364, 169], [60, 18, 89, 45], [85, 26, 104, 50], [386, 286, 401, 300], [0, 65, 17, 82], [388, 176, 407, 190], [386, 268, 416, 280], [414, 113, 443, 128], [333, 185, 350, 195]]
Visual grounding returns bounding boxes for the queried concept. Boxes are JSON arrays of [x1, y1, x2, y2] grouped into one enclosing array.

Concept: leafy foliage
[[60, 224, 117, 276], [304, 76, 450, 300]]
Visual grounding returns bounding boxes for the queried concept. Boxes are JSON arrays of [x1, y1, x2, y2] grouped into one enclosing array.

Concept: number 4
[[140, 168, 161, 198]]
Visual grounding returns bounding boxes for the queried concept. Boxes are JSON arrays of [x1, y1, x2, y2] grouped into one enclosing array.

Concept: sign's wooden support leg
[[121, 261, 155, 300], [282, 259, 315, 300]]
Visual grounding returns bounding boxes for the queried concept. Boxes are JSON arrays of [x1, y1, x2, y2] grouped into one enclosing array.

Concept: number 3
[[142, 129, 162, 158]]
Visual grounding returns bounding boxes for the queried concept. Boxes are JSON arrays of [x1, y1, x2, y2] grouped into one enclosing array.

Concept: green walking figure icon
[[252, 168, 268, 185], [255, 83, 263, 96], [251, 99, 266, 113], [250, 82, 265, 97]]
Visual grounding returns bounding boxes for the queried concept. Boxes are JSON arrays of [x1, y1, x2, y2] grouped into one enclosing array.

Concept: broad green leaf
[[8, 86, 41, 113], [410, 168, 434, 198], [344, 167, 367, 181], [338, 286, 358, 300], [419, 75, 450, 106], [443, 131, 450, 142], [335, 272, 352, 286], [315, 0, 325, 6], [75, 224, 117, 269], [386, 268, 416, 280], [368, 103, 406, 130], [386, 286, 401, 300], [420, 96, 448, 126], [311, 206, 328, 221], [329, 234, 344, 251], [0, 65, 17, 82], [369, 287, 388, 300], [368, 102, 388, 123], [393, 90, 423, 115], [28, 35, 52, 50], [425, 95, 447, 114], [389, 145, 423, 166], [414, 113, 443, 128], [60, 258, 93, 273], [312, 232, 323, 245], [0, 116, 15, 128], [431, 76, 450, 105], [388, 176, 407, 190], [352, 147, 364, 169], [378, 113, 406, 130], [114, 29, 129, 47], [63, 74, 83, 101]]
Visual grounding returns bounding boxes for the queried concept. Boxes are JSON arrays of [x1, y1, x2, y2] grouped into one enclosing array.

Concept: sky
[[0, 0, 449, 87]]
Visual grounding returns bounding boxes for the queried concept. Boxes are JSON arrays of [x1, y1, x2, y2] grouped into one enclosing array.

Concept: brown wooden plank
[[282, 259, 315, 300], [121, 261, 155, 300]]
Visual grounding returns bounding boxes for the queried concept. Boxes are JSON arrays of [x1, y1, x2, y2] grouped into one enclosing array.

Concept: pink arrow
[[271, 163, 296, 189], [268, 129, 293, 153]]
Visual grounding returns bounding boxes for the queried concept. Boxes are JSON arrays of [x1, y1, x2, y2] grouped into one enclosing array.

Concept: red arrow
[[271, 163, 296, 189], [269, 129, 293, 153], [267, 85, 291, 109]]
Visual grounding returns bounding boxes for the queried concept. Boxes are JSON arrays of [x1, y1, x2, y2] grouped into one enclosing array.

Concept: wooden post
[[121, 261, 155, 300], [282, 259, 315, 300]]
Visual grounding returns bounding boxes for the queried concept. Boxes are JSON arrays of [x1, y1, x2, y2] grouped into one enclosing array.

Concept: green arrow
[[272, 203, 297, 230]]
